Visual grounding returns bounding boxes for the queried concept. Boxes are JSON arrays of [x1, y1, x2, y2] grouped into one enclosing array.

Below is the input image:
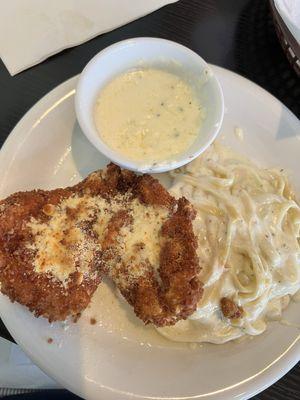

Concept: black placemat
[[0, 0, 299, 398]]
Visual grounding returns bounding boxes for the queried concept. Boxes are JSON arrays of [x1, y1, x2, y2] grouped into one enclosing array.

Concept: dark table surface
[[0, 0, 299, 398]]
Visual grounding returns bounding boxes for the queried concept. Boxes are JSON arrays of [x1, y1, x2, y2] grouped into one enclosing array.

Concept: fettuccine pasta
[[158, 143, 300, 344]]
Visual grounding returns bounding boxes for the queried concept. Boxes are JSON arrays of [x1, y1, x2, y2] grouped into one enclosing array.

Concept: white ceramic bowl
[[75, 37, 224, 173]]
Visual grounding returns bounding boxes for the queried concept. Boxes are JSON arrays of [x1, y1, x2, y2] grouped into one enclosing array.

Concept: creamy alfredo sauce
[[157, 143, 300, 344], [94, 68, 203, 165]]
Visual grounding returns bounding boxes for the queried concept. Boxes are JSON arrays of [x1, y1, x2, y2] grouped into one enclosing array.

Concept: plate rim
[[0, 66, 299, 400]]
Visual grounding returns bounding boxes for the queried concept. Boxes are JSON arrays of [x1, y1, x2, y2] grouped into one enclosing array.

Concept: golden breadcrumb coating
[[0, 164, 203, 326]]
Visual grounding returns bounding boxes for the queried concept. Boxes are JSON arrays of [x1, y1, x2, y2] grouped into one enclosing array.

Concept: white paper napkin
[[0, 338, 59, 390], [275, 0, 300, 44], [0, 0, 177, 76]]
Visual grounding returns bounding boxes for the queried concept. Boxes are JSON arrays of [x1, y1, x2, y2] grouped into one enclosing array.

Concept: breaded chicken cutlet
[[0, 164, 203, 326], [0, 164, 135, 322]]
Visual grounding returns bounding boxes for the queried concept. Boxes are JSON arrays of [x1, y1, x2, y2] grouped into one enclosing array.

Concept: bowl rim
[[75, 37, 224, 173]]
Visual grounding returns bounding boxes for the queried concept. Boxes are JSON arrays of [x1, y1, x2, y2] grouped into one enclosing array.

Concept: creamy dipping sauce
[[94, 68, 204, 165]]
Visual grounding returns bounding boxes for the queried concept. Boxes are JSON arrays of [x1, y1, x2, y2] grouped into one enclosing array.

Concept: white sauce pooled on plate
[[94, 68, 204, 165]]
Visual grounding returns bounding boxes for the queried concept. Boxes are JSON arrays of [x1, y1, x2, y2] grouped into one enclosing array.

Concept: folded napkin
[[0, 0, 177, 76], [275, 0, 300, 44]]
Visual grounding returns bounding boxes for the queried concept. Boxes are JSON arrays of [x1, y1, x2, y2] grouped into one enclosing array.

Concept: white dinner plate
[[0, 66, 299, 400]]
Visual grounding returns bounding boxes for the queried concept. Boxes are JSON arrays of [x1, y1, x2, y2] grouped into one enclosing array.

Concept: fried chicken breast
[[105, 187, 203, 327], [0, 164, 135, 321], [0, 164, 203, 326]]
